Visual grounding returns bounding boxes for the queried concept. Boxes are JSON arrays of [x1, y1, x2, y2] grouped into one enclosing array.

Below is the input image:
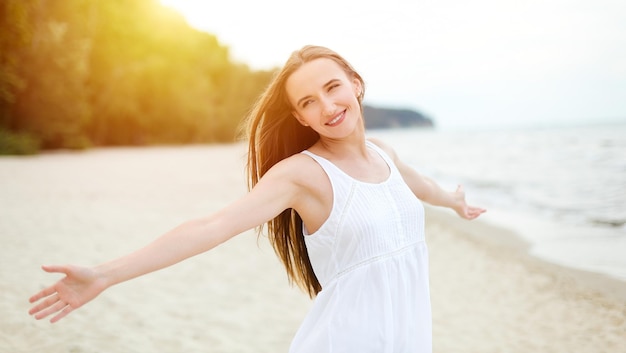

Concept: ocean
[[367, 123, 626, 282]]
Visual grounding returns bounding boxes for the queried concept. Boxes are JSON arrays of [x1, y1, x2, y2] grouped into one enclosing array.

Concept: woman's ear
[[353, 79, 362, 97]]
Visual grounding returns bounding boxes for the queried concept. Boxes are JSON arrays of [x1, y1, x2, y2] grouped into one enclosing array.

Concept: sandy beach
[[1, 143, 624, 353]]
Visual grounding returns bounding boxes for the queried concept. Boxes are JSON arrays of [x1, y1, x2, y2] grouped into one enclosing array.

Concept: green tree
[[0, 0, 273, 154], [2, 0, 93, 150]]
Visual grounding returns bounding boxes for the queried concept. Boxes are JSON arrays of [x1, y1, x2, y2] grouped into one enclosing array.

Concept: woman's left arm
[[370, 138, 486, 220]]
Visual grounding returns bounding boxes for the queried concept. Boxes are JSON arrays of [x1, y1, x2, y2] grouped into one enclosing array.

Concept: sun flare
[[159, 0, 210, 31]]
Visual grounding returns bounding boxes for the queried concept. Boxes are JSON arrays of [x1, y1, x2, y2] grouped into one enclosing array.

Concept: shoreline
[[424, 206, 626, 303], [367, 125, 626, 288]]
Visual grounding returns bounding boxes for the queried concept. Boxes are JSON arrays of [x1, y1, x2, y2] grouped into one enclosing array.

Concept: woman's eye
[[302, 100, 314, 108], [328, 84, 340, 91]]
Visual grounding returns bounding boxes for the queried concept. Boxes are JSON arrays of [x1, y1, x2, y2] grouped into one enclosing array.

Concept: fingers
[[28, 292, 59, 315], [453, 184, 486, 220], [457, 204, 486, 220], [28, 264, 77, 323], [466, 212, 480, 220], [29, 292, 74, 323], [29, 292, 72, 322], [465, 206, 486, 219], [29, 285, 57, 303], [42, 264, 69, 274], [50, 305, 74, 323], [29, 265, 69, 303], [33, 298, 68, 321]]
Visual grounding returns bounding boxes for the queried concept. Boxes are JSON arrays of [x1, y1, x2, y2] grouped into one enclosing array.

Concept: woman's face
[[286, 58, 362, 139]]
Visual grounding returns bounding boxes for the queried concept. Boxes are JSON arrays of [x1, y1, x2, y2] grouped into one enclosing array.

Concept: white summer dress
[[289, 141, 432, 353]]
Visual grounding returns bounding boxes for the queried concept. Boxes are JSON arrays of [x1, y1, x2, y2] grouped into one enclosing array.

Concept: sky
[[160, 0, 626, 130]]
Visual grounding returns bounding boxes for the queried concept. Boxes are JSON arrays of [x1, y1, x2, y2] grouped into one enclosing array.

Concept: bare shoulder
[[267, 152, 331, 220], [367, 137, 399, 162], [265, 152, 327, 188]]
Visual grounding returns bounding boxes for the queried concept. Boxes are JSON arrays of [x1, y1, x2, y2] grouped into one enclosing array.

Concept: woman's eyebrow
[[296, 79, 341, 107]]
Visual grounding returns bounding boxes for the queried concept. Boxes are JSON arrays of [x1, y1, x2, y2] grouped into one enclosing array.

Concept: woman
[[29, 45, 485, 352]]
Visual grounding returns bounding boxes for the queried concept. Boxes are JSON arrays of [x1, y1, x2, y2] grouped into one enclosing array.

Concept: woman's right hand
[[28, 264, 108, 323]]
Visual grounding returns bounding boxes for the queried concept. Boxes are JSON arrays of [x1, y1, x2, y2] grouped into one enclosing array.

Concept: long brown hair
[[242, 45, 365, 297]]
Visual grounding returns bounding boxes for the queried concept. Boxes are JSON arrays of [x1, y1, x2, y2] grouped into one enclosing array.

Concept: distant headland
[[363, 105, 435, 129]]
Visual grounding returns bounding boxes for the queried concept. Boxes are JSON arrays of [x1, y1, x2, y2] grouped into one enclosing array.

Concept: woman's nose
[[321, 97, 336, 117]]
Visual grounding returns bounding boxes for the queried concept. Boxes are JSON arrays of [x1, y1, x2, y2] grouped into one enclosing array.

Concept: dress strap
[[300, 149, 348, 181]]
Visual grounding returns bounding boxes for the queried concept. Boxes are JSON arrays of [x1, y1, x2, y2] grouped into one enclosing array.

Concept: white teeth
[[327, 112, 343, 125]]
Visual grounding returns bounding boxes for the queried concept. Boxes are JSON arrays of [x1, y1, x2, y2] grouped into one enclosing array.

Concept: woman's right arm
[[28, 156, 308, 323]]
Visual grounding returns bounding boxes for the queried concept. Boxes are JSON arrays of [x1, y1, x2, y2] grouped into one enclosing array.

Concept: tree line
[[0, 0, 275, 154]]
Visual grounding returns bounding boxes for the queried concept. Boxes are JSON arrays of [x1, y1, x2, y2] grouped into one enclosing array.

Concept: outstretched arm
[[29, 208, 250, 322], [369, 138, 486, 220], [29, 159, 302, 323]]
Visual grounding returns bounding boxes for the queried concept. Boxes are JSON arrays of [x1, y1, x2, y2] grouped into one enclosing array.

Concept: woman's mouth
[[325, 111, 346, 126]]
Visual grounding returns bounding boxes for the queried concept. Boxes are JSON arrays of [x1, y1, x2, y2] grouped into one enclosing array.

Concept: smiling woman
[[27, 44, 486, 353]]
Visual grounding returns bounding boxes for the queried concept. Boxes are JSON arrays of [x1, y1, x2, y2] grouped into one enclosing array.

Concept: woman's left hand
[[452, 185, 486, 220]]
